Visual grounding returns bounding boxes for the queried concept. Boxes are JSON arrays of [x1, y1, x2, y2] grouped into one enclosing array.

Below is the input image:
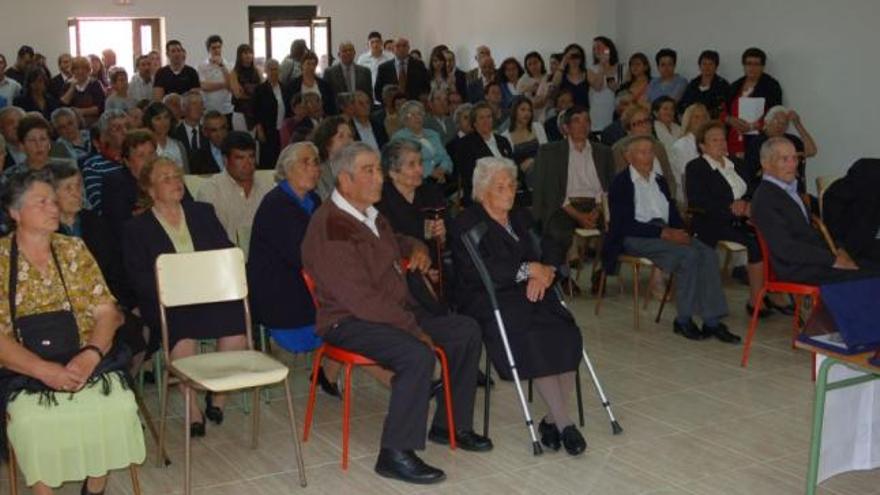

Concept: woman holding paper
[[724, 47, 782, 157]]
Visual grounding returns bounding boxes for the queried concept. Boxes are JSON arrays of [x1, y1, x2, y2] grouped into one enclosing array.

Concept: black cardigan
[[285, 76, 337, 116], [685, 155, 754, 247]]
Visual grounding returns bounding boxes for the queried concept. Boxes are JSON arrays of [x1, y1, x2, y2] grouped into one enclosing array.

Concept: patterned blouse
[[0, 234, 116, 344]]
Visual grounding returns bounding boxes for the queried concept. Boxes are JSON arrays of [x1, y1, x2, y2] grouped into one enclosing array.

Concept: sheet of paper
[[739, 96, 766, 135]]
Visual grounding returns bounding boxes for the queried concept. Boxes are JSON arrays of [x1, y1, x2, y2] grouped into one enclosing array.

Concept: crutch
[[461, 223, 543, 455], [527, 230, 624, 436]]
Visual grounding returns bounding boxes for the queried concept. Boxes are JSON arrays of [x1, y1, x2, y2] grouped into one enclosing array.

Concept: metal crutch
[[462, 223, 543, 455], [528, 230, 624, 436]]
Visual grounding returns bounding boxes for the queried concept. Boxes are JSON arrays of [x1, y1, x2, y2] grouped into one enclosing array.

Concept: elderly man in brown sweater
[[302, 142, 490, 485]]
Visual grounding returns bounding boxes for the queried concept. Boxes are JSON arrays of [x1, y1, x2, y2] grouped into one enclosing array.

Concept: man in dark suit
[[450, 102, 513, 207], [374, 37, 429, 102], [189, 110, 226, 174], [465, 45, 491, 85], [350, 90, 388, 150], [465, 56, 496, 104], [751, 137, 877, 284], [170, 90, 207, 164], [324, 41, 373, 101], [532, 107, 615, 269]]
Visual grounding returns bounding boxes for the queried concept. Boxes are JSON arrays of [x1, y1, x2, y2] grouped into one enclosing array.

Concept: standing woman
[[230, 44, 262, 131], [618, 53, 651, 106], [60, 56, 105, 128], [0, 169, 145, 495], [516, 52, 551, 123], [87, 55, 109, 92], [725, 47, 782, 158], [442, 49, 468, 98], [428, 50, 452, 97], [287, 51, 336, 117], [550, 44, 589, 109], [142, 101, 189, 172], [501, 95, 547, 205], [587, 36, 622, 132], [253, 59, 290, 169], [14, 68, 61, 120], [497, 57, 524, 109]]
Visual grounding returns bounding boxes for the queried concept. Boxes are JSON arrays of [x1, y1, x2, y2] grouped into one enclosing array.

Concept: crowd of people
[[0, 29, 878, 493]]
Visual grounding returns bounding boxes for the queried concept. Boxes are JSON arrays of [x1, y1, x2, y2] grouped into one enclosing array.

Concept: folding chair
[[154, 248, 306, 494]]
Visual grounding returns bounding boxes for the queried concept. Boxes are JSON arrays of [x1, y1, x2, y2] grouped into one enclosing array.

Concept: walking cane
[[461, 223, 543, 455]]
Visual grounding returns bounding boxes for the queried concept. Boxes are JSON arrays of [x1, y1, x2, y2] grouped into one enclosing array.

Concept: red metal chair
[[740, 229, 821, 367], [300, 269, 456, 470]]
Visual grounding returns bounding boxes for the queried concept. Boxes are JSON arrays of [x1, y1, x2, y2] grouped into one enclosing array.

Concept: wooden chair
[[154, 248, 306, 494]]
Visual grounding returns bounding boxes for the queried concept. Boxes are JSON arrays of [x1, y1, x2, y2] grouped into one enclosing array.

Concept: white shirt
[[564, 140, 604, 202], [272, 84, 285, 129], [198, 57, 234, 114], [0, 77, 22, 106], [353, 119, 379, 150], [484, 134, 502, 158], [629, 165, 669, 224], [703, 153, 747, 200], [331, 189, 380, 237], [128, 75, 153, 102], [195, 170, 273, 243], [670, 133, 698, 201], [157, 139, 185, 170], [357, 51, 392, 88], [654, 121, 683, 151]]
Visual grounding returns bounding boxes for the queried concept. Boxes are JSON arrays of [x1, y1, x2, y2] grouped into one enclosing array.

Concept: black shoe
[[428, 426, 493, 452], [703, 322, 741, 344], [189, 421, 205, 438], [538, 418, 561, 451], [204, 392, 223, 425], [374, 448, 446, 484], [317, 366, 340, 397], [673, 319, 704, 340], [81, 479, 105, 495], [745, 302, 773, 319], [561, 425, 587, 456], [764, 296, 796, 316], [476, 370, 494, 388]]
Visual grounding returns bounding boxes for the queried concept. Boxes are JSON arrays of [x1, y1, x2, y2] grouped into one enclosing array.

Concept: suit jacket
[[451, 132, 514, 207], [451, 69, 468, 98], [603, 169, 683, 274], [247, 186, 320, 328], [728, 73, 783, 113], [286, 76, 337, 116], [424, 114, 456, 144], [351, 116, 389, 149], [612, 135, 678, 204], [170, 122, 206, 163], [323, 63, 373, 100], [466, 78, 485, 104], [252, 80, 291, 132], [190, 145, 224, 175], [374, 57, 430, 102], [531, 139, 615, 231], [751, 179, 835, 284], [823, 158, 880, 260], [122, 201, 242, 343], [685, 155, 754, 247], [101, 167, 140, 241]]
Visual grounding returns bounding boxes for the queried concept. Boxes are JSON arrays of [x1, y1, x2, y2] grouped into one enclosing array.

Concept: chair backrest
[[754, 228, 778, 284], [156, 248, 248, 307]]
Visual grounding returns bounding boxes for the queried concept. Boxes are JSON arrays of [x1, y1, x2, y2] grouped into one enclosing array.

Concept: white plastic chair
[[154, 248, 306, 494]]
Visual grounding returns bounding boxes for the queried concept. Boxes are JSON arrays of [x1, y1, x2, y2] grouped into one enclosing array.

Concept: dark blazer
[[727, 73, 783, 114], [323, 63, 373, 100], [451, 132, 514, 207], [286, 76, 337, 116], [247, 186, 320, 329], [685, 155, 754, 247], [13, 93, 62, 120], [101, 167, 140, 240], [751, 179, 835, 284], [189, 145, 224, 175], [531, 139, 616, 231], [122, 201, 243, 345], [678, 75, 730, 118], [170, 122, 206, 163], [374, 57, 430, 101], [466, 78, 486, 104], [544, 114, 563, 142], [351, 116, 389, 149], [375, 181, 446, 241], [603, 169, 684, 274], [451, 69, 468, 98], [252, 81, 291, 132], [824, 159, 880, 260]]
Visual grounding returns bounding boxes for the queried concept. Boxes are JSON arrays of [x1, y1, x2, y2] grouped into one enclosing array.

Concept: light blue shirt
[[629, 165, 669, 224], [763, 175, 808, 220], [391, 127, 453, 178], [210, 144, 224, 171], [647, 75, 688, 103]]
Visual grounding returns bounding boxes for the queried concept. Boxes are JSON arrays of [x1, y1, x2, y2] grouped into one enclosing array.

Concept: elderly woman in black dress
[[451, 156, 586, 456]]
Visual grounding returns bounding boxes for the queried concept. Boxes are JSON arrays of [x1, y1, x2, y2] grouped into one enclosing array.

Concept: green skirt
[[7, 373, 146, 488]]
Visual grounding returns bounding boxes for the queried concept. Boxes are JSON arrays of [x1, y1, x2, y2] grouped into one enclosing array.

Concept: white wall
[[616, 0, 880, 189]]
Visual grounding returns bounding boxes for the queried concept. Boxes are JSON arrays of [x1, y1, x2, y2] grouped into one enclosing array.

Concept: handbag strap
[[8, 235, 76, 340]]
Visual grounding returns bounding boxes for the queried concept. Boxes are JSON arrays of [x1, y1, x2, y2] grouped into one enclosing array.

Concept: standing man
[[466, 45, 491, 84], [170, 90, 206, 164], [198, 35, 234, 128], [153, 40, 200, 100], [190, 110, 228, 174], [5, 45, 34, 84], [129, 55, 154, 102], [324, 41, 373, 100], [0, 56, 22, 109], [49, 53, 73, 99], [374, 37, 429, 102], [280, 39, 308, 87], [356, 31, 392, 91]]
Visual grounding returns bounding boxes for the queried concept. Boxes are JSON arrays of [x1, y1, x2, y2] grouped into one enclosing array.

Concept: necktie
[[344, 65, 353, 92], [191, 127, 198, 149], [398, 60, 408, 93]]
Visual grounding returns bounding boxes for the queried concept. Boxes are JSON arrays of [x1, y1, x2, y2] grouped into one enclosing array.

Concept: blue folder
[[799, 278, 880, 355]]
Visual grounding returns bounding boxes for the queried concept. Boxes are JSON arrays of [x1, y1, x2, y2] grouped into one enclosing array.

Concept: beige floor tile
[[680, 464, 839, 495], [619, 389, 754, 432]]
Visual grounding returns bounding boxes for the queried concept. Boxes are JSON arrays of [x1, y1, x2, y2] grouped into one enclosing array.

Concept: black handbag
[[8, 236, 81, 364]]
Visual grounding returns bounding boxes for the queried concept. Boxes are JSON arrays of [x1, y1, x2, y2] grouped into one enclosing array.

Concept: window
[[248, 6, 331, 74], [68, 17, 162, 76]]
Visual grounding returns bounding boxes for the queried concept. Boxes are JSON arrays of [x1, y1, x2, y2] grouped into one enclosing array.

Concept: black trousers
[[323, 313, 482, 451]]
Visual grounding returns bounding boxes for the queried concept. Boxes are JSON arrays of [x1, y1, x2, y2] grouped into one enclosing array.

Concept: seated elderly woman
[[604, 135, 738, 343], [391, 100, 454, 183], [52, 107, 93, 164], [0, 169, 144, 495], [122, 157, 247, 438], [743, 105, 818, 194], [3, 114, 56, 176], [451, 156, 586, 455], [685, 121, 792, 318]]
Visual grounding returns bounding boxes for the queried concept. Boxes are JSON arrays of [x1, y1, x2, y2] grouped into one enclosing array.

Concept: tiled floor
[[4, 273, 880, 494]]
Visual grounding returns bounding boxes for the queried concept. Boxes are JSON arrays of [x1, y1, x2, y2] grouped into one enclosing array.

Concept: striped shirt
[[82, 153, 123, 214]]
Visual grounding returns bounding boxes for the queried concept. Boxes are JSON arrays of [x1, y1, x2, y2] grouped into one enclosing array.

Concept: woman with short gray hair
[[51, 107, 92, 162], [391, 100, 453, 182], [451, 156, 587, 456]]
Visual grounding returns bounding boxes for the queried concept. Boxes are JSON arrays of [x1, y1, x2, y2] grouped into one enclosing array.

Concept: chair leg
[[283, 377, 308, 487], [740, 288, 768, 367], [594, 272, 607, 316], [302, 346, 325, 442], [655, 273, 674, 323], [342, 364, 354, 470], [133, 386, 169, 466], [129, 464, 142, 495], [8, 444, 18, 495], [435, 349, 456, 450], [575, 367, 584, 427], [183, 385, 192, 495], [643, 266, 655, 310], [632, 264, 641, 329], [792, 295, 803, 349], [482, 352, 491, 438], [251, 387, 261, 449], [156, 368, 171, 467]]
